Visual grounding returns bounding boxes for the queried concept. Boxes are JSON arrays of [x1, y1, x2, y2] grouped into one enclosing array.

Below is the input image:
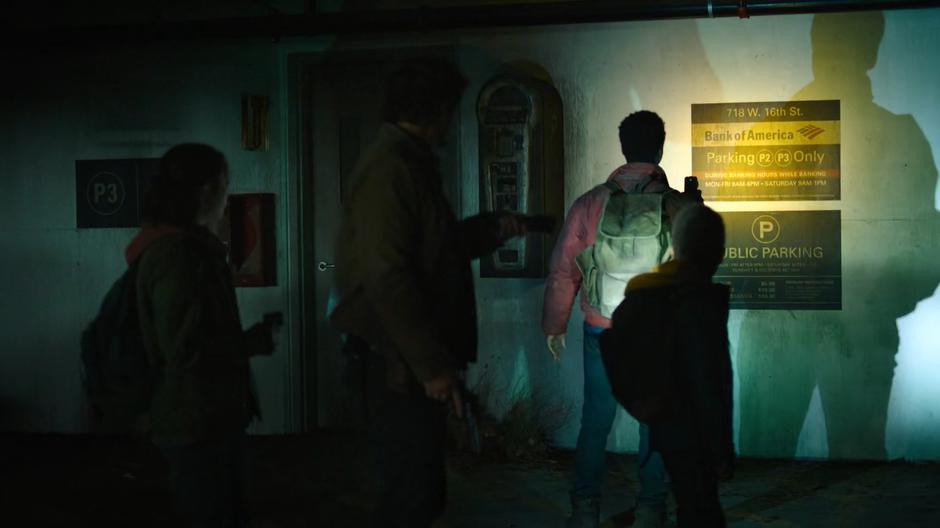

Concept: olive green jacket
[[331, 124, 504, 386], [130, 227, 269, 445]]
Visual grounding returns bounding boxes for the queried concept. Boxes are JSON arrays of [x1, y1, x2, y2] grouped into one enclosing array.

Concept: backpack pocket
[[598, 272, 630, 319]]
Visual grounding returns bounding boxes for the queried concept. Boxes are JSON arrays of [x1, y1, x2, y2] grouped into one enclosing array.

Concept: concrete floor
[[2, 432, 939, 527]]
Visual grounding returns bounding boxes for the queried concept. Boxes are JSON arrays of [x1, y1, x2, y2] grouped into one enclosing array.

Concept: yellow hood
[[625, 260, 701, 293]]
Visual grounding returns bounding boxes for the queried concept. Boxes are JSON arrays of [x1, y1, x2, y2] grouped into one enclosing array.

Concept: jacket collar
[[379, 123, 438, 163], [125, 224, 222, 265], [626, 260, 709, 292], [607, 162, 670, 193]]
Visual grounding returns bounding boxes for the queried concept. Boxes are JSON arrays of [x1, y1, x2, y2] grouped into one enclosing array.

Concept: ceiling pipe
[[7, 0, 940, 47]]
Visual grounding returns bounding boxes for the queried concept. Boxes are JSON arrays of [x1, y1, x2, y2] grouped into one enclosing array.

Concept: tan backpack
[[576, 179, 678, 318]]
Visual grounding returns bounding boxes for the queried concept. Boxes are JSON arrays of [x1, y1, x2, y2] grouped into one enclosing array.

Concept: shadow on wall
[[737, 12, 940, 461]]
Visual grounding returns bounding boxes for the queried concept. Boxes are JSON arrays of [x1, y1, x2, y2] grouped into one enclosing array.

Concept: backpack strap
[[603, 180, 622, 194], [633, 175, 656, 193], [609, 175, 667, 194], [660, 188, 683, 225]]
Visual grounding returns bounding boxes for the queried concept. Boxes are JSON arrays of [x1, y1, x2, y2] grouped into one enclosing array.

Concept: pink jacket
[[541, 162, 672, 334]]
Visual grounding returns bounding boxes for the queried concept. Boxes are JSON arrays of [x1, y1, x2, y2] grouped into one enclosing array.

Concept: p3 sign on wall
[[75, 158, 159, 229]]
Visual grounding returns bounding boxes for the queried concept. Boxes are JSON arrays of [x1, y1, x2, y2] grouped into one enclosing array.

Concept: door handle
[[318, 261, 336, 272]]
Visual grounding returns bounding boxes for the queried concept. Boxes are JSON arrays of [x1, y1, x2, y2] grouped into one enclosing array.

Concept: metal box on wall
[[220, 193, 277, 287], [477, 74, 564, 278]]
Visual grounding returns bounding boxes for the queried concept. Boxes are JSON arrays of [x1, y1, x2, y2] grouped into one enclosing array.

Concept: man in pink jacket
[[543, 111, 675, 528]]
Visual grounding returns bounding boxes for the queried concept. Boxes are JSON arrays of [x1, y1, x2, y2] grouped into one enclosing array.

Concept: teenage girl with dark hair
[[128, 143, 279, 527]]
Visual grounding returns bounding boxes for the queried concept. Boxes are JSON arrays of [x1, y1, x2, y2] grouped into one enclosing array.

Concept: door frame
[[288, 45, 459, 431]]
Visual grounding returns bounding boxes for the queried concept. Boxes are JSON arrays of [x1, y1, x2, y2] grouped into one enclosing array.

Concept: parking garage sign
[[692, 100, 840, 201], [715, 210, 842, 310], [76, 158, 159, 228]]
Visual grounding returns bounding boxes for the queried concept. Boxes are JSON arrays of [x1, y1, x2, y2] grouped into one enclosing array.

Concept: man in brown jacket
[[330, 59, 525, 527]]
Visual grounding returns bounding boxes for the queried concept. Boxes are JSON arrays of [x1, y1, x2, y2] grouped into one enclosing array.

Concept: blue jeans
[[573, 323, 668, 512]]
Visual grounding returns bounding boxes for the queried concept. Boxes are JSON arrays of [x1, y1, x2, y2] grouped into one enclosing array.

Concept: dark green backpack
[[600, 281, 730, 425], [80, 263, 156, 434]]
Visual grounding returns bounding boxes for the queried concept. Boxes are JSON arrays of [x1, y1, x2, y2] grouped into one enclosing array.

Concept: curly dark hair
[[142, 143, 228, 227], [618, 110, 666, 163], [381, 58, 468, 126]]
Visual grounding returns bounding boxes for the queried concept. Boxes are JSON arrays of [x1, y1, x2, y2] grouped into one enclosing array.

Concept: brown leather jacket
[[331, 124, 504, 389]]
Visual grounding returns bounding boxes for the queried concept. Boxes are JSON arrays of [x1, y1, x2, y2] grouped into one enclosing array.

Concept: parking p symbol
[[86, 172, 125, 216], [751, 215, 781, 244]]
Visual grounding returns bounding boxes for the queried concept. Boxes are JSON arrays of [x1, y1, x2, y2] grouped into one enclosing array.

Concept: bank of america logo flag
[[797, 124, 825, 140]]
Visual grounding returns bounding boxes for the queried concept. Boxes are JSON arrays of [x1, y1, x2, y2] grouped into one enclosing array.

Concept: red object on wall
[[223, 193, 276, 287]]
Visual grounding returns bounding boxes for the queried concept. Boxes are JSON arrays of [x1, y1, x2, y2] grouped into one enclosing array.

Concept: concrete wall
[[2, 7, 939, 461], [458, 9, 940, 461], [0, 41, 303, 434]]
